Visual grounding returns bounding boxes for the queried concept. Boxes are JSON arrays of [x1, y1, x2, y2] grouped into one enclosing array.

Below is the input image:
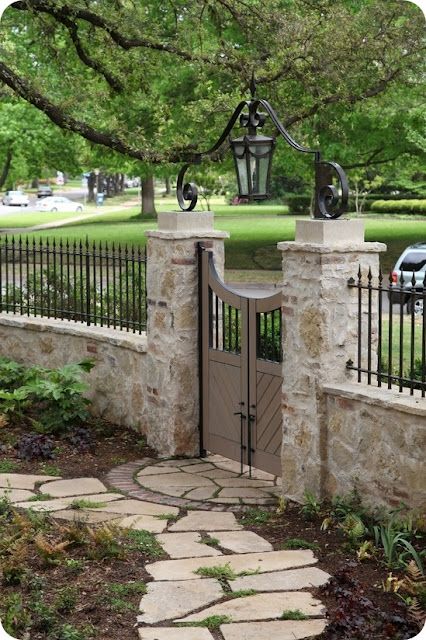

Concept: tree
[[0, 0, 423, 198]]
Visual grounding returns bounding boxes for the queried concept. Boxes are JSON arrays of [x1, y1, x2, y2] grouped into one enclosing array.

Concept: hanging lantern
[[230, 134, 275, 200]]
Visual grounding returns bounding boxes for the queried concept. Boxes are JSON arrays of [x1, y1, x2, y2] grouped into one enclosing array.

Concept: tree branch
[[63, 18, 124, 92], [12, 1, 244, 73], [283, 68, 401, 127], [0, 60, 193, 164]]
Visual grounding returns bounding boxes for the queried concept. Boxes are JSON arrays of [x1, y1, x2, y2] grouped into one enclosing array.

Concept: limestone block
[[220, 620, 327, 640], [139, 578, 223, 623], [146, 550, 317, 581], [177, 591, 324, 622]]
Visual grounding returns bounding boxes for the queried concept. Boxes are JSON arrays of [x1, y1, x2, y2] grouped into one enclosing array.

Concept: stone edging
[[106, 459, 252, 513], [323, 381, 426, 417]]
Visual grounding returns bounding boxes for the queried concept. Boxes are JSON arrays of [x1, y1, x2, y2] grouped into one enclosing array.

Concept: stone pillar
[[278, 219, 386, 502], [143, 211, 228, 457]]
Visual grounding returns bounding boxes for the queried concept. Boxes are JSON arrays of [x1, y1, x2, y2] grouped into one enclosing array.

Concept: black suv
[[37, 185, 53, 198]]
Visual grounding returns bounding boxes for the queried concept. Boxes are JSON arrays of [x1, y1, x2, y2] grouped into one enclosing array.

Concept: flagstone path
[[1, 458, 331, 640]]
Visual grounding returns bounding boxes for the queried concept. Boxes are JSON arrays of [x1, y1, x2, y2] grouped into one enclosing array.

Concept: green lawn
[[2, 201, 425, 276], [0, 210, 100, 229]]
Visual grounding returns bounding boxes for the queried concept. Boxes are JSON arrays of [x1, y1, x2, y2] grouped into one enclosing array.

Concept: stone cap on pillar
[[146, 211, 229, 240], [278, 219, 386, 253]]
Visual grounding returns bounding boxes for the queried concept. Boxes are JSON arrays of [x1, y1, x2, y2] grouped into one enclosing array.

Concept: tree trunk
[[87, 172, 96, 202], [0, 149, 13, 190], [141, 175, 156, 217], [165, 176, 171, 195]]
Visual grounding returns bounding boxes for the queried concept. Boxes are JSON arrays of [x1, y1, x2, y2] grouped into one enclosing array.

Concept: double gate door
[[200, 246, 283, 476]]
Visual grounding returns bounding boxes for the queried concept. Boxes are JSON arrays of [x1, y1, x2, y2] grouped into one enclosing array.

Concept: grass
[[0, 460, 18, 472], [125, 529, 165, 559], [38, 463, 61, 476], [176, 615, 232, 629], [280, 609, 308, 620], [154, 512, 179, 521], [194, 563, 238, 581], [200, 535, 220, 547], [227, 589, 257, 598], [240, 508, 273, 526], [0, 210, 93, 229], [2, 197, 425, 277], [27, 494, 53, 502], [194, 563, 260, 581], [280, 538, 320, 551], [70, 498, 107, 510]]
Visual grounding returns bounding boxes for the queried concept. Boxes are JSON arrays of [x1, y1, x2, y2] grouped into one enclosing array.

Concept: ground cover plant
[[0, 497, 162, 640]]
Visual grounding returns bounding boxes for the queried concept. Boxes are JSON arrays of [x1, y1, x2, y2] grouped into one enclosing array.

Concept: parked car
[[390, 242, 426, 314], [2, 190, 30, 206], [35, 196, 83, 213], [37, 185, 53, 198]]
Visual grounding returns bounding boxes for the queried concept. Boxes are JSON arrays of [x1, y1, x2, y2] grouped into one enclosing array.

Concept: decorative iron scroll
[[176, 83, 349, 219], [315, 160, 349, 219]]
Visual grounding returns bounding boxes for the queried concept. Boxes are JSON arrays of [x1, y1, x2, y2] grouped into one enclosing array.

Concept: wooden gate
[[199, 245, 283, 476]]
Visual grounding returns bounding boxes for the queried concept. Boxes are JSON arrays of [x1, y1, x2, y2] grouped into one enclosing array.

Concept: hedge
[[370, 200, 426, 214]]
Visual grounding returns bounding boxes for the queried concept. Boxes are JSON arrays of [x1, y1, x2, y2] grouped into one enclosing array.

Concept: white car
[[2, 190, 30, 206], [35, 196, 83, 213]]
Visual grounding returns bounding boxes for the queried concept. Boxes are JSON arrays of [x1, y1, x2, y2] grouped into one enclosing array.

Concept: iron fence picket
[[348, 267, 425, 395], [0, 235, 147, 333]]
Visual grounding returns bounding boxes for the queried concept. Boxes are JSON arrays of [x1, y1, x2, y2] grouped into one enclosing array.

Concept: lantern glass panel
[[249, 143, 272, 197], [233, 142, 249, 196]]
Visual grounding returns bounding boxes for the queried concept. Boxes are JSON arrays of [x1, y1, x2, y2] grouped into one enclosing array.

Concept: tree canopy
[[0, 0, 424, 188]]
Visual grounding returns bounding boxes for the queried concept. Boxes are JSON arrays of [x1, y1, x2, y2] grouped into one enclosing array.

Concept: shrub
[[370, 199, 426, 214], [0, 358, 94, 434]]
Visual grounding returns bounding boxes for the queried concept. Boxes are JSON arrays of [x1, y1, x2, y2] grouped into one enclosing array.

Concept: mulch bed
[[0, 419, 156, 481], [241, 503, 424, 640]]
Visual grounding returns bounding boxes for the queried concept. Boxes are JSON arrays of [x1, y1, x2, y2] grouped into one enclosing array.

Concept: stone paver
[[231, 567, 331, 592], [38, 477, 109, 497], [177, 591, 324, 622], [214, 478, 274, 488], [209, 530, 273, 554], [141, 473, 215, 489], [156, 532, 222, 559], [180, 463, 215, 473], [169, 510, 242, 532], [183, 487, 217, 500], [1, 488, 36, 502], [86, 500, 179, 517], [14, 493, 123, 512], [0, 473, 61, 489], [117, 515, 168, 534], [134, 455, 282, 506], [137, 466, 182, 477], [219, 487, 270, 499], [198, 469, 239, 479], [146, 550, 317, 581], [139, 629, 214, 640], [139, 579, 223, 623], [220, 620, 327, 640], [53, 510, 123, 524]]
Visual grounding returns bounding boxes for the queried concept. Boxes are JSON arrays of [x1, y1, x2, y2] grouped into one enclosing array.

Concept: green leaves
[[0, 357, 94, 434]]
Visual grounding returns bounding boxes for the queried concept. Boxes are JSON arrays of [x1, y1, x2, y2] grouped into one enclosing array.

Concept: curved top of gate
[[204, 247, 282, 310]]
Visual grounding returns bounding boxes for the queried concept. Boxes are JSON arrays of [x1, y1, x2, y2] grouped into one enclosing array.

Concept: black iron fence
[[0, 236, 147, 333], [347, 267, 425, 396]]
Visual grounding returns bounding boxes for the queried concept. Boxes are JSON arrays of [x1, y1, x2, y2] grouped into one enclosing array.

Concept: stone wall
[[323, 383, 425, 510], [0, 314, 147, 430]]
